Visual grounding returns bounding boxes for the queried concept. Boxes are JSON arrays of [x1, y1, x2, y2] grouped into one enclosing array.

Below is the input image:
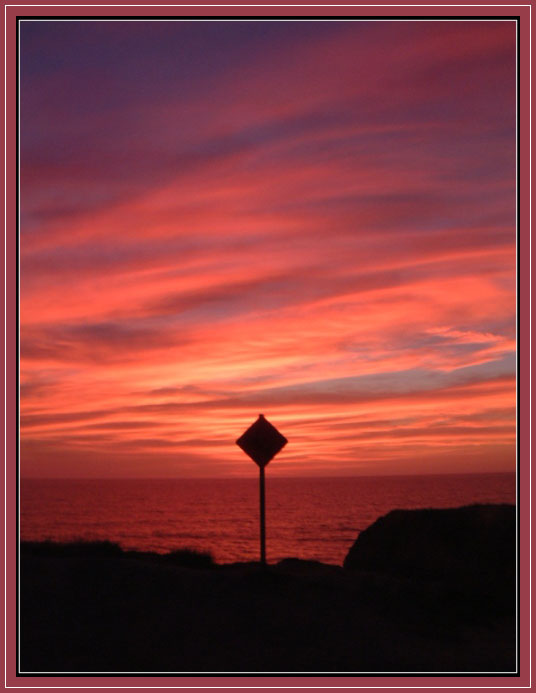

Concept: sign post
[[236, 414, 288, 566], [259, 465, 266, 565]]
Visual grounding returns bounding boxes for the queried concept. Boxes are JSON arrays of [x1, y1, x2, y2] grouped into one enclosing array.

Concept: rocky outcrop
[[343, 504, 516, 592]]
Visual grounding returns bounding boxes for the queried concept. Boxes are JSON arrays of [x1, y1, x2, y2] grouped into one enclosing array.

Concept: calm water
[[20, 473, 516, 565]]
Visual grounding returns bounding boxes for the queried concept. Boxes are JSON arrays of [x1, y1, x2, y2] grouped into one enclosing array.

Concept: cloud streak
[[20, 19, 516, 477]]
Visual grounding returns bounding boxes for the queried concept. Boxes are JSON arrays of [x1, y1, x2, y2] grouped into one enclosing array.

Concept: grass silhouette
[[21, 540, 214, 567]]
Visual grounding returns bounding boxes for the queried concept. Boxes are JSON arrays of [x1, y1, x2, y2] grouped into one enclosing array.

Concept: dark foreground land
[[20, 504, 516, 674]]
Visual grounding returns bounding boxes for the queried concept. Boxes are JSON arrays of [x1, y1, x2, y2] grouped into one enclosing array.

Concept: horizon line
[[20, 470, 516, 482]]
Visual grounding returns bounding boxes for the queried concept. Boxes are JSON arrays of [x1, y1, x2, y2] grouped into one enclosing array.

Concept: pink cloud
[[20, 20, 516, 478]]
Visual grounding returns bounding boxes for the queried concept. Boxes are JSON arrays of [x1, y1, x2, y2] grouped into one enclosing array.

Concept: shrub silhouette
[[21, 540, 214, 568], [21, 540, 123, 558], [163, 548, 214, 568]]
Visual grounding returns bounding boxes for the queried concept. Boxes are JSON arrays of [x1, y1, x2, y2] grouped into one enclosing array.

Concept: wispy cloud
[[20, 19, 516, 477]]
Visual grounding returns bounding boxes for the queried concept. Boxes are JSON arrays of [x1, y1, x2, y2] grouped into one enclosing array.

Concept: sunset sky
[[20, 19, 517, 478]]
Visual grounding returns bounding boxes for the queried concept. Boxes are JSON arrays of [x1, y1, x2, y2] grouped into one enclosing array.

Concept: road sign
[[236, 414, 288, 467], [236, 414, 288, 566]]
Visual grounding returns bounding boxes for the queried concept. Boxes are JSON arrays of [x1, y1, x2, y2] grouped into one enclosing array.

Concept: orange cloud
[[20, 20, 516, 478]]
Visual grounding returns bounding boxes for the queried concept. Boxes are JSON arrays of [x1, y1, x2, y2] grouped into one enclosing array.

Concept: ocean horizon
[[20, 472, 516, 565], [20, 469, 517, 480]]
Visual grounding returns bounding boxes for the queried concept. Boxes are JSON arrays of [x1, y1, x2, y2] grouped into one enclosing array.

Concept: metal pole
[[259, 465, 266, 566]]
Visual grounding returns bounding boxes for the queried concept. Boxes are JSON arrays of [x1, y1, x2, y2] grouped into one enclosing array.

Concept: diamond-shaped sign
[[236, 414, 287, 467]]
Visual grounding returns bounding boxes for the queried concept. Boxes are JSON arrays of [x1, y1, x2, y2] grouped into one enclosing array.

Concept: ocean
[[20, 473, 516, 565]]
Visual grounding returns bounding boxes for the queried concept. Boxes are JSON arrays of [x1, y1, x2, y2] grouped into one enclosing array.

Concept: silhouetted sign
[[236, 414, 287, 467]]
